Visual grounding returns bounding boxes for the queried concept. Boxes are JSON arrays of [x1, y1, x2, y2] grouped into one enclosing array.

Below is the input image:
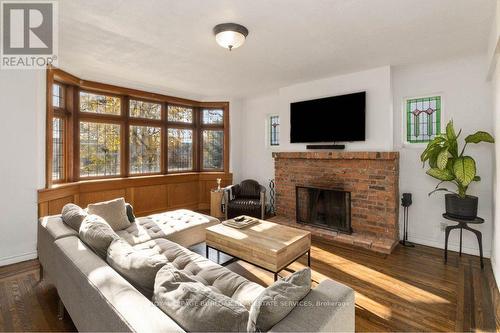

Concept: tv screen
[[290, 91, 366, 143]]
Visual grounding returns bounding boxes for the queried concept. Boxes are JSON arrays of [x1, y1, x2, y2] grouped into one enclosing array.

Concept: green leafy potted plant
[[420, 120, 494, 219]]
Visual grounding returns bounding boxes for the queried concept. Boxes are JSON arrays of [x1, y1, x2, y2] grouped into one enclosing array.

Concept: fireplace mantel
[[272, 150, 400, 254], [272, 151, 398, 161]]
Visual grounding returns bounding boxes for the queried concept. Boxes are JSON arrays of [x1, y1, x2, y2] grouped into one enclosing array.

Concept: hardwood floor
[[0, 239, 498, 332]]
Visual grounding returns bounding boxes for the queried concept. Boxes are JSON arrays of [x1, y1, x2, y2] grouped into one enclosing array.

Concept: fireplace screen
[[296, 186, 351, 233]]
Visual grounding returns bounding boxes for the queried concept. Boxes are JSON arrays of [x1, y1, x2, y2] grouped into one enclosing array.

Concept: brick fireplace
[[271, 151, 399, 254]]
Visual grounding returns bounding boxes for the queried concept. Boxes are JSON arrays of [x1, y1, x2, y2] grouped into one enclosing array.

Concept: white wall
[[393, 55, 494, 257], [237, 56, 494, 257], [490, 0, 500, 291], [0, 70, 46, 266], [493, 57, 500, 284], [237, 66, 393, 186]]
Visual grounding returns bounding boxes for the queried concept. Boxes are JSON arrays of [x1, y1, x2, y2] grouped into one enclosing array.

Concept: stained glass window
[[168, 129, 193, 172], [202, 130, 224, 170], [129, 100, 161, 119], [406, 96, 441, 143], [269, 115, 280, 146], [129, 125, 161, 174], [80, 121, 121, 177], [52, 117, 64, 180], [168, 105, 193, 123], [80, 91, 121, 115], [202, 109, 223, 124]]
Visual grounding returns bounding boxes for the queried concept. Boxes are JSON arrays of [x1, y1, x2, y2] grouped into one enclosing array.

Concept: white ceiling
[[59, 0, 495, 100]]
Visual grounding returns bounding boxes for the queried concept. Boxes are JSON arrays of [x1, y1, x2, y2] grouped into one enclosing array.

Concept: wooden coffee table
[[205, 217, 311, 281]]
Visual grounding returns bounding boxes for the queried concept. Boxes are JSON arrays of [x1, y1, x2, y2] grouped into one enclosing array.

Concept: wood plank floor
[[0, 238, 498, 332]]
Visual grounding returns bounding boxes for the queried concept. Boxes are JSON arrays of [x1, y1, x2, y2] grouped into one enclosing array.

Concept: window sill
[[47, 171, 231, 190]]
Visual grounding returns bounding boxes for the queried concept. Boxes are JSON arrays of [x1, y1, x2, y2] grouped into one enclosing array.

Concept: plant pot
[[445, 194, 478, 220]]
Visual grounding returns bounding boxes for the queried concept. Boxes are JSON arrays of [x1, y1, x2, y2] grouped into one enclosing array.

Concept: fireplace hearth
[[296, 186, 352, 233]]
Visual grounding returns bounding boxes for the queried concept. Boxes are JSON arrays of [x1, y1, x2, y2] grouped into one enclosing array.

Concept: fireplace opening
[[296, 185, 352, 234]]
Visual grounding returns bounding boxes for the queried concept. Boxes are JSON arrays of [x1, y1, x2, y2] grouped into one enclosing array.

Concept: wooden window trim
[[46, 66, 229, 188]]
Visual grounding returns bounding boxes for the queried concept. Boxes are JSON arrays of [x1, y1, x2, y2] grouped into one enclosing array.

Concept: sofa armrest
[[269, 279, 355, 332]]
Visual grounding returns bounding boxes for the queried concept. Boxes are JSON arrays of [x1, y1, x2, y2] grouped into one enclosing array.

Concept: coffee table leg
[[274, 272, 278, 281], [206, 244, 209, 259], [307, 250, 311, 267]]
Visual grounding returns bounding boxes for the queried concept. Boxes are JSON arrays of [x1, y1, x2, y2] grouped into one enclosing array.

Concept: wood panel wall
[[38, 173, 232, 217]]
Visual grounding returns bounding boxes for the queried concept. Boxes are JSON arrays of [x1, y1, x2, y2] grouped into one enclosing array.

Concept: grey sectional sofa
[[37, 209, 355, 332]]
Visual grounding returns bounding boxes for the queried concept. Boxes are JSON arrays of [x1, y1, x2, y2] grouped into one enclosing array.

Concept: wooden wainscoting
[[38, 173, 232, 217]]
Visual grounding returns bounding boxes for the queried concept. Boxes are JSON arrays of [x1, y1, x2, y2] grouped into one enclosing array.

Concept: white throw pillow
[[248, 267, 312, 332], [79, 214, 119, 258], [87, 198, 131, 231]]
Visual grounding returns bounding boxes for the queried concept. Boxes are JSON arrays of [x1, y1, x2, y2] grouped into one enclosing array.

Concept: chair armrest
[[269, 279, 355, 332]]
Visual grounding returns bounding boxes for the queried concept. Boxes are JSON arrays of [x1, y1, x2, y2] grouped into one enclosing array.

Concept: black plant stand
[[443, 213, 484, 269]]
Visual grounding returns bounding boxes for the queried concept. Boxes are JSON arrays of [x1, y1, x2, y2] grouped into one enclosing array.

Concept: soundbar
[[306, 144, 345, 150]]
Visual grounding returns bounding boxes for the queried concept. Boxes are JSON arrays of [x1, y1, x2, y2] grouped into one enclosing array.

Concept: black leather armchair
[[223, 179, 266, 220]]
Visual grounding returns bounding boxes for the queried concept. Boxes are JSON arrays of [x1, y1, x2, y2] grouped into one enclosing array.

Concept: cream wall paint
[[0, 70, 46, 266], [492, 58, 500, 285], [235, 56, 494, 257], [235, 66, 393, 187], [393, 55, 494, 257], [490, 0, 500, 292]]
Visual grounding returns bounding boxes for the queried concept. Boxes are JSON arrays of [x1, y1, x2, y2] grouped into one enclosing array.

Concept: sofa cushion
[[117, 209, 219, 247], [87, 198, 131, 231], [39, 215, 79, 240], [133, 238, 265, 309], [62, 203, 87, 231], [79, 214, 120, 258], [248, 268, 312, 332], [154, 263, 249, 332], [107, 238, 167, 298]]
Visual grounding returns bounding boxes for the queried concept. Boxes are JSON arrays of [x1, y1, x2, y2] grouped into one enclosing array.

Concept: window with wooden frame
[[51, 83, 66, 182], [167, 105, 195, 172], [46, 68, 229, 187], [201, 109, 224, 171]]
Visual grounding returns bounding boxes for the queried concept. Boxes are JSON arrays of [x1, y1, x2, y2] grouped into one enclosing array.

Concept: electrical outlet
[[440, 222, 447, 231]]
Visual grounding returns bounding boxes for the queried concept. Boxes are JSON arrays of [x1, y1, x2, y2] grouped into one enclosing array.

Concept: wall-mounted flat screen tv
[[290, 91, 366, 143]]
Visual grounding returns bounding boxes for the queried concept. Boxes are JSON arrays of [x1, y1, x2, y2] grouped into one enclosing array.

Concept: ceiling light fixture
[[213, 23, 249, 51]]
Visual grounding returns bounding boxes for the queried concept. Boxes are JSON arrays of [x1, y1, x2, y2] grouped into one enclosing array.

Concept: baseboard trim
[[0, 251, 38, 267], [407, 235, 491, 258]]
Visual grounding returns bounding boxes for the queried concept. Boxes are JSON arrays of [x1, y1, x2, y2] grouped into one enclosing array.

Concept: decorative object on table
[[400, 193, 414, 247], [443, 213, 484, 269], [216, 178, 222, 191], [210, 189, 225, 219], [420, 120, 494, 219], [268, 179, 276, 216], [223, 179, 266, 220], [222, 215, 260, 229]]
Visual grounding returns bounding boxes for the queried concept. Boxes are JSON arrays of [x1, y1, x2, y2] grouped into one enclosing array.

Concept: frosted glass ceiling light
[[213, 23, 249, 51]]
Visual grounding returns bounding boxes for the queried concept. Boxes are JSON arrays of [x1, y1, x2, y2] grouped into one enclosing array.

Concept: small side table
[[210, 190, 224, 219], [443, 213, 484, 269]]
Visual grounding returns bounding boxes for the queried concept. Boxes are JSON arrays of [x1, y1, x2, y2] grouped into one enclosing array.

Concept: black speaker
[[402, 193, 412, 207], [400, 192, 414, 247]]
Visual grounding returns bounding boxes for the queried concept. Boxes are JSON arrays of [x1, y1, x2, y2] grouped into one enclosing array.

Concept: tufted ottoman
[[116, 209, 219, 248], [133, 237, 265, 309]]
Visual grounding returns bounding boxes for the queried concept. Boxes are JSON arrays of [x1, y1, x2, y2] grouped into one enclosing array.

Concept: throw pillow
[[125, 203, 136, 222], [154, 264, 249, 332], [87, 198, 131, 231], [248, 267, 312, 332], [61, 203, 87, 231], [79, 214, 119, 258], [107, 238, 167, 298]]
